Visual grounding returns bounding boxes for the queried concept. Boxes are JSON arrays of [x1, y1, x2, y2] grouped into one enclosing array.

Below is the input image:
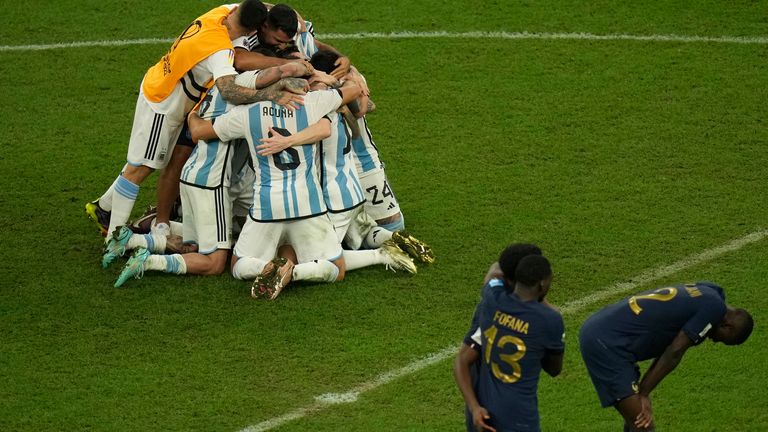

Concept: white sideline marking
[[239, 229, 768, 431], [2, 31, 768, 52]]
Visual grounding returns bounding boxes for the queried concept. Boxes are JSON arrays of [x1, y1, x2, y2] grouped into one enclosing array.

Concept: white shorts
[[234, 214, 342, 263], [359, 168, 401, 221], [126, 92, 185, 169], [229, 164, 255, 219], [180, 184, 233, 254], [329, 206, 377, 250]]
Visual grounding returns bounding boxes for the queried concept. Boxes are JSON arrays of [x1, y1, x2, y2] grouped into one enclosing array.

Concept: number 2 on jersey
[[628, 287, 678, 315], [483, 325, 527, 384]]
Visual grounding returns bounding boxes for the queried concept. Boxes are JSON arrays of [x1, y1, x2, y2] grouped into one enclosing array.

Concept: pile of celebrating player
[[85, 1, 435, 299]]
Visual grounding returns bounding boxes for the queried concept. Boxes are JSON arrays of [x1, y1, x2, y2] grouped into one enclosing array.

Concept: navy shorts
[[176, 120, 195, 148], [579, 326, 640, 408]]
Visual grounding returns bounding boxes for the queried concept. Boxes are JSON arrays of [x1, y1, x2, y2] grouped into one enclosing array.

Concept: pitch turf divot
[[238, 229, 767, 431], [3, 31, 768, 52]]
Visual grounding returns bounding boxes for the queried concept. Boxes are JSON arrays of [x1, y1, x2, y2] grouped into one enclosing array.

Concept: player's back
[[181, 84, 237, 189], [212, 89, 344, 221], [581, 281, 727, 361], [474, 280, 565, 432], [320, 112, 366, 212]]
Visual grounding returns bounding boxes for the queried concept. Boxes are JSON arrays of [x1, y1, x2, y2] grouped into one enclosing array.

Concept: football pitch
[[1, 1, 767, 431]]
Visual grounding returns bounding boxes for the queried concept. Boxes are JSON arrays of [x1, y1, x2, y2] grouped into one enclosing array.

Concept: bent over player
[[579, 281, 753, 431]]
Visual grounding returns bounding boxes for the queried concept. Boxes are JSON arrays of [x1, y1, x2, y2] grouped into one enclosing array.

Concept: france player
[[579, 281, 753, 431], [454, 254, 565, 432]]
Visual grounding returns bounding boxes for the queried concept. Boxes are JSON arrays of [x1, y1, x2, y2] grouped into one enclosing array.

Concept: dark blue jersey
[[465, 279, 565, 432], [581, 281, 727, 361]]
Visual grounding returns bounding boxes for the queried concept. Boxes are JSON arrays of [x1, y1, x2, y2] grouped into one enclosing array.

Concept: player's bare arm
[[483, 262, 504, 284], [187, 111, 219, 142], [634, 331, 694, 428], [338, 81, 363, 106], [215, 74, 306, 107], [453, 344, 497, 432], [234, 47, 314, 72], [256, 118, 332, 156], [252, 62, 313, 88]]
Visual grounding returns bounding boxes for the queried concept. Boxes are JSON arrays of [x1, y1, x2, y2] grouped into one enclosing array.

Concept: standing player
[[85, 0, 304, 242], [579, 281, 753, 431], [454, 254, 565, 432]]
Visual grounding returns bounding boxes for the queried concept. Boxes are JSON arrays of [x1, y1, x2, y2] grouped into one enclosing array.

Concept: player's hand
[[310, 70, 340, 88], [257, 127, 294, 156], [282, 61, 311, 78], [330, 55, 351, 80], [471, 406, 496, 432], [634, 394, 654, 429], [274, 90, 304, 111], [345, 67, 370, 96]]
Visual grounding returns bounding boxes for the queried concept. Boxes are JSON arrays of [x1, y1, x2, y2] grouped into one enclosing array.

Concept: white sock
[[152, 222, 171, 237], [292, 260, 339, 282], [170, 221, 184, 236], [342, 250, 383, 271], [232, 257, 268, 280], [363, 227, 393, 249], [127, 234, 167, 253], [144, 254, 187, 274], [108, 175, 139, 238], [97, 176, 120, 212]]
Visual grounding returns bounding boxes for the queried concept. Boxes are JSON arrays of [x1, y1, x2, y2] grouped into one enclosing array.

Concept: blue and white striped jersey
[[180, 72, 260, 189], [213, 89, 343, 221], [351, 116, 385, 174], [320, 113, 366, 212]]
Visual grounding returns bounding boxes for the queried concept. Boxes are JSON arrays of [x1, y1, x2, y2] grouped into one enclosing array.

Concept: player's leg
[[580, 326, 649, 430], [230, 217, 281, 281], [106, 163, 153, 239], [154, 125, 193, 235], [615, 396, 654, 432], [353, 209, 434, 264], [288, 215, 346, 284], [105, 94, 182, 238]]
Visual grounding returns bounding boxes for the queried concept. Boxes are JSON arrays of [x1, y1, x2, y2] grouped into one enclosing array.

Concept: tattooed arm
[[251, 62, 314, 88], [215, 75, 307, 107]]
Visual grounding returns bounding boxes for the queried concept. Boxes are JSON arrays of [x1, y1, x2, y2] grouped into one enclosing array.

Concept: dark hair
[[514, 255, 552, 287], [498, 243, 542, 281], [310, 50, 340, 74], [238, 0, 268, 31], [731, 308, 754, 345], [266, 4, 298, 38]]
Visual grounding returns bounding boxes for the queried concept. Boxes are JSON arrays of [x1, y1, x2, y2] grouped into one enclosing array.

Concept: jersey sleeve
[[545, 312, 566, 354], [681, 293, 727, 345], [212, 105, 249, 142], [232, 35, 250, 51], [202, 49, 238, 81], [234, 70, 261, 89], [303, 90, 343, 123]]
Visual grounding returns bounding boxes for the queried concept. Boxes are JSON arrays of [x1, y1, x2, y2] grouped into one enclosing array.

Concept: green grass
[[1, 1, 767, 431]]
